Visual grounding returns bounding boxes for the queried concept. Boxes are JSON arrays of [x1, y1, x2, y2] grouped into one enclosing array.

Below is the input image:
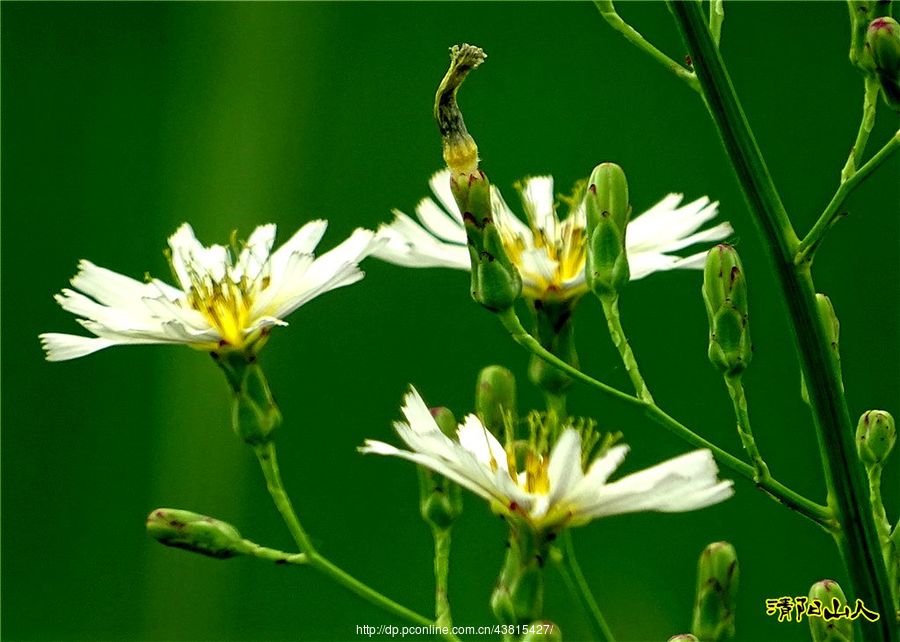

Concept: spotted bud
[[702, 245, 751, 376], [808, 580, 853, 642], [476, 365, 518, 436], [418, 407, 464, 530], [857, 410, 896, 466], [692, 542, 739, 641], [585, 163, 631, 298], [867, 18, 900, 109], [146, 508, 247, 559], [848, 1, 892, 71]]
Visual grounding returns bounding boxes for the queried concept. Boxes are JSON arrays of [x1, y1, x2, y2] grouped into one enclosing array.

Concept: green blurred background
[[3, 2, 898, 641]]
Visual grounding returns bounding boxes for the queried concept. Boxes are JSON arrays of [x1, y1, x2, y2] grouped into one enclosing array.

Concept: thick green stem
[[254, 443, 457, 640], [797, 128, 900, 263], [497, 308, 834, 529], [593, 0, 700, 91], [668, 3, 897, 638], [242, 540, 308, 566], [558, 531, 616, 642], [723, 374, 770, 481], [432, 527, 453, 628], [599, 294, 654, 403]]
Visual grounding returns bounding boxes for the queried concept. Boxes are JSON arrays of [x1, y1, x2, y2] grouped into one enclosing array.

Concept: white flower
[[40, 221, 378, 361], [373, 170, 733, 302], [361, 387, 734, 531]]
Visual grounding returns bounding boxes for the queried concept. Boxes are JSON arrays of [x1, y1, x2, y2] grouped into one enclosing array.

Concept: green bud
[[702, 245, 752, 376], [476, 365, 517, 435], [146, 508, 247, 559], [585, 163, 631, 297], [527, 300, 578, 396], [802, 294, 843, 404], [521, 621, 562, 642], [692, 542, 739, 641], [451, 171, 523, 312], [668, 636, 699, 642], [848, 1, 892, 71], [418, 407, 463, 530], [856, 409, 896, 466], [808, 580, 853, 642], [867, 17, 900, 109]]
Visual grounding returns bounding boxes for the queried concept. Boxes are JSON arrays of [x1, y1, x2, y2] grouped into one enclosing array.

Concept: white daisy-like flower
[[373, 169, 733, 302], [40, 221, 378, 361], [360, 387, 734, 532]]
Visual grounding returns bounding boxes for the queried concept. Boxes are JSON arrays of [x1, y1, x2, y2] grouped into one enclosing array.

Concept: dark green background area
[[2, 2, 898, 641]]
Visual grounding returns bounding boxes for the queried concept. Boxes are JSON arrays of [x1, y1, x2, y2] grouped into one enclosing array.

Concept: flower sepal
[[527, 300, 578, 396], [216, 352, 281, 446], [691, 541, 739, 641], [702, 244, 752, 376], [491, 524, 548, 625], [419, 407, 463, 530]]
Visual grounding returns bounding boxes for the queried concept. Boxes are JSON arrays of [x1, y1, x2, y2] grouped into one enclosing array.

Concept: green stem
[[558, 531, 616, 642], [254, 443, 457, 640], [432, 527, 453, 628], [599, 294, 654, 403], [241, 540, 308, 566], [841, 77, 880, 183], [797, 127, 900, 263], [668, 4, 897, 639], [723, 374, 769, 481], [593, 0, 700, 91], [497, 308, 834, 529], [545, 391, 568, 419]]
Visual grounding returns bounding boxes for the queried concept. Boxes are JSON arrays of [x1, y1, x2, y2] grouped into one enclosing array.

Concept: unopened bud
[[802, 294, 843, 404], [476, 365, 517, 435], [867, 18, 900, 109], [848, 1, 892, 71], [146, 508, 246, 559], [585, 163, 631, 297], [692, 541, 739, 641], [856, 409, 896, 466], [418, 407, 464, 530], [808, 580, 853, 642], [702, 245, 752, 376]]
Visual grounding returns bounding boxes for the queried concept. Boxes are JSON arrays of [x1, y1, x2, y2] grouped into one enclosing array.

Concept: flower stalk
[[667, 2, 897, 637]]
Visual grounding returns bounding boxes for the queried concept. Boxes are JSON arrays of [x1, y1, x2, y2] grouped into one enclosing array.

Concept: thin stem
[[841, 77, 880, 183], [558, 531, 616, 642], [797, 128, 900, 263], [668, 3, 897, 638], [432, 527, 453, 628], [545, 391, 568, 419], [599, 294, 654, 403], [723, 374, 770, 481], [593, 0, 700, 92], [254, 442, 458, 640], [497, 308, 834, 529], [241, 540, 308, 566]]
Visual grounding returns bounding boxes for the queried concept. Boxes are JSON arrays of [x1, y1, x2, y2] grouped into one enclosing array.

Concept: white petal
[[371, 212, 470, 269], [416, 198, 467, 243], [235, 223, 277, 281], [546, 429, 584, 505], [428, 169, 463, 222], [519, 176, 557, 238], [269, 220, 328, 277], [561, 445, 630, 510], [40, 333, 119, 361], [456, 414, 509, 470]]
